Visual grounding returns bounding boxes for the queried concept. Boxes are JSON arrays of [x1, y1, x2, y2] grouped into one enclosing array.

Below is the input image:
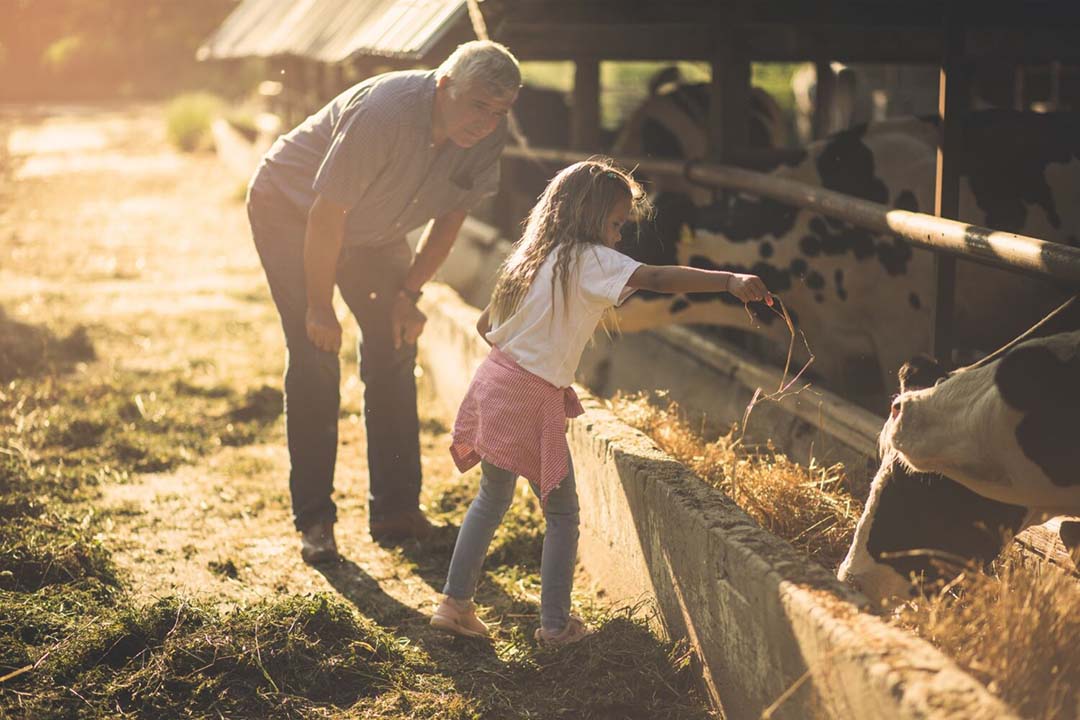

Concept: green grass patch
[[1, 592, 411, 718], [165, 92, 224, 152]]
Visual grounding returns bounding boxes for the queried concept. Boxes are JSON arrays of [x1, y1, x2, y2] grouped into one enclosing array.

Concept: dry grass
[[612, 392, 1080, 719], [611, 391, 858, 568], [895, 549, 1080, 720]]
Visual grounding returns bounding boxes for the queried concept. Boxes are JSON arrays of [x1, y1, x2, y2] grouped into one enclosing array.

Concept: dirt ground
[[0, 103, 713, 719]]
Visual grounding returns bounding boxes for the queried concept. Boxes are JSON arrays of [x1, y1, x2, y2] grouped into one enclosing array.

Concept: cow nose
[[890, 397, 902, 419]]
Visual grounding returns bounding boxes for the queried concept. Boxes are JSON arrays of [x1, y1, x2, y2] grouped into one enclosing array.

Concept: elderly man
[[246, 41, 520, 562]]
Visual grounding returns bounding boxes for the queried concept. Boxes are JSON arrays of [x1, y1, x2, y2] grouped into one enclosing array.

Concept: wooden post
[[1013, 64, 1026, 110], [932, 2, 969, 366], [813, 60, 836, 139], [708, 29, 750, 161], [571, 58, 600, 151]]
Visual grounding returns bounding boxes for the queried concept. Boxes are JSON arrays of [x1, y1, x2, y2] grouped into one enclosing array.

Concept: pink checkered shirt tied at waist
[[449, 345, 585, 506]]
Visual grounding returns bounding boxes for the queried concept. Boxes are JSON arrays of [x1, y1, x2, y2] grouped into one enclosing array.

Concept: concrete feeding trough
[[418, 282, 1017, 720]]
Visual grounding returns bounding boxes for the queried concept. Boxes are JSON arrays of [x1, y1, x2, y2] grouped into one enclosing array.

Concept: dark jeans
[[247, 184, 422, 531]]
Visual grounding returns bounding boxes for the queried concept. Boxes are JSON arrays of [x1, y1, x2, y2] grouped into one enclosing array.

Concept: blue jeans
[[443, 460, 581, 633], [247, 183, 422, 530]]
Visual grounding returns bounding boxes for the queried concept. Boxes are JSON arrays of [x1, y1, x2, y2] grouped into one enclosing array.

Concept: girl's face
[[603, 194, 631, 248]]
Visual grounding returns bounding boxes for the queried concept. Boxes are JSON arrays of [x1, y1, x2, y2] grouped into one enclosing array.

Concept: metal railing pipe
[[501, 145, 1080, 287]]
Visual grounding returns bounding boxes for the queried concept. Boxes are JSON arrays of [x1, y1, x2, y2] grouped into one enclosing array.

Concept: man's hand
[[392, 293, 427, 350], [306, 305, 343, 353], [727, 273, 774, 306]]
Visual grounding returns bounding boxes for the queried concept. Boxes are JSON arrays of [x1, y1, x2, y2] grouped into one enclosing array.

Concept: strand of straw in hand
[[739, 295, 816, 439]]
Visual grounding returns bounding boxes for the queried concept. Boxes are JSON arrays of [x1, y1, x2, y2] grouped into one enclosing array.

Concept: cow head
[[839, 355, 1028, 609], [886, 330, 1080, 507]]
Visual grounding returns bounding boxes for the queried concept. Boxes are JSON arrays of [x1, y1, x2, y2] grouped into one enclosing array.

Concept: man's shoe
[[300, 521, 339, 564], [370, 509, 435, 542]]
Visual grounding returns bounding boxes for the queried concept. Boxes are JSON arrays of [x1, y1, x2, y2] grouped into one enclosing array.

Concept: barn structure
[[200, 0, 1080, 374]]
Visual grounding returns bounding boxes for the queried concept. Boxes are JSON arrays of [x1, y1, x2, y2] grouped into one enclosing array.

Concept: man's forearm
[[401, 209, 467, 292], [304, 198, 347, 309]]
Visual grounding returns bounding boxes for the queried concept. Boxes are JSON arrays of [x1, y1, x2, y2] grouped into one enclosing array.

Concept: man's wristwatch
[[398, 286, 423, 304]]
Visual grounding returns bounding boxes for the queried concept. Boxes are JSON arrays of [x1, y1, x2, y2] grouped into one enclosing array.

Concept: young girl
[[431, 158, 772, 646]]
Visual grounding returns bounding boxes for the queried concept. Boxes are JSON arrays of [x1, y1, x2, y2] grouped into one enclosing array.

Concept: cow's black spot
[[759, 242, 774, 258], [800, 234, 821, 257], [876, 237, 914, 276], [909, 292, 921, 310], [835, 269, 848, 301], [641, 118, 685, 159], [994, 340, 1080, 487], [865, 458, 1027, 591], [894, 189, 919, 213], [670, 298, 690, 314], [798, 214, 913, 276], [816, 124, 890, 205], [806, 271, 825, 290], [790, 258, 808, 276], [963, 110, 1080, 235], [700, 195, 800, 243]]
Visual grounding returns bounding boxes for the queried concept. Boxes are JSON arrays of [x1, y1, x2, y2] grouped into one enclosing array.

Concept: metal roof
[[197, 0, 468, 63]]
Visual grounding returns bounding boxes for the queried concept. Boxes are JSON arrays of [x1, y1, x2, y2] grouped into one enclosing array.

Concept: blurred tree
[[0, 0, 257, 101]]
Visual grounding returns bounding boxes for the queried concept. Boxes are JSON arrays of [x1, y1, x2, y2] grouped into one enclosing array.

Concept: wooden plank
[[1014, 520, 1079, 575]]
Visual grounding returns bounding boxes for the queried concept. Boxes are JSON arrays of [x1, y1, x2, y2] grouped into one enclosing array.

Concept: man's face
[[438, 77, 517, 148]]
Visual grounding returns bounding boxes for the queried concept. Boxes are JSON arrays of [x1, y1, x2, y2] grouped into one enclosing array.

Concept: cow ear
[[994, 344, 1067, 411], [898, 354, 946, 392]]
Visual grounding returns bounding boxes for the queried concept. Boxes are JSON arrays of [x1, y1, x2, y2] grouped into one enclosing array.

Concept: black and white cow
[[611, 108, 1080, 399], [887, 335, 1080, 512], [839, 297, 1080, 608]]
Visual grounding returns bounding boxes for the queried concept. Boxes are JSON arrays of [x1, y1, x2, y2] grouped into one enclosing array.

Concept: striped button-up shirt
[[450, 346, 585, 506], [253, 69, 506, 248]]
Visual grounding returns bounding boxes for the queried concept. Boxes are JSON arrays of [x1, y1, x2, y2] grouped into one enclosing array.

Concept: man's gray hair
[[437, 40, 520, 99]]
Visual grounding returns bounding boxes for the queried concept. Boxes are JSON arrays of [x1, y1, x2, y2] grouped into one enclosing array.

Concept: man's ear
[[436, 74, 452, 91]]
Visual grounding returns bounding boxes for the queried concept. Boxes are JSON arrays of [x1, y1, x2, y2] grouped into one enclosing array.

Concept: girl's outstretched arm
[[626, 264, 773, 305]]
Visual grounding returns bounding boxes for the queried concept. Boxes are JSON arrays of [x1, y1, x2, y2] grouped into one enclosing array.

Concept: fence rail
[[501, 145, 1080, 287]]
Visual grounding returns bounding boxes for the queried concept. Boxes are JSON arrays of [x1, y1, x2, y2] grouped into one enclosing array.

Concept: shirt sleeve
[[578, 246, 643, 307], [311, 106, 392, 208]]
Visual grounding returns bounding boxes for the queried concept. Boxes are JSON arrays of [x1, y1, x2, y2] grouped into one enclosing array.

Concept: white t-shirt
[[486, 244, 643, 388]]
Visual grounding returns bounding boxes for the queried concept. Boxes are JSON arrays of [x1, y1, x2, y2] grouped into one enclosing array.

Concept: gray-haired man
[[247, 41, 520, 562]]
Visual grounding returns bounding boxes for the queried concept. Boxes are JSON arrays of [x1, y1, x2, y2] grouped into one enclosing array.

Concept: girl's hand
[[728, 273, 773, 306]]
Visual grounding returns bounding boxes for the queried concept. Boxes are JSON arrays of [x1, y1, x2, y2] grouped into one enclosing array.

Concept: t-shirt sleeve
[[578, 246, 643, 307], [311, 106, 392, 208]]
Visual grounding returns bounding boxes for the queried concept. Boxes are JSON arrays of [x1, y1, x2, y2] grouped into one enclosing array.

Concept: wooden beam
[[571, 58, 600, 151], [932, 3, 969, 366], [497, 22, 1080, 62]]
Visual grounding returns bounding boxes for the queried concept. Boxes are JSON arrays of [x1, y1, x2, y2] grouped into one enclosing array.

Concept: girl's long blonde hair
[[488, 157, 652, 325]]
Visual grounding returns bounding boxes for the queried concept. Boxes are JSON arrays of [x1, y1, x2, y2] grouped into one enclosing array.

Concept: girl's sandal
[[534, 615, 593, 647], [430, 597, 490, 638]]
